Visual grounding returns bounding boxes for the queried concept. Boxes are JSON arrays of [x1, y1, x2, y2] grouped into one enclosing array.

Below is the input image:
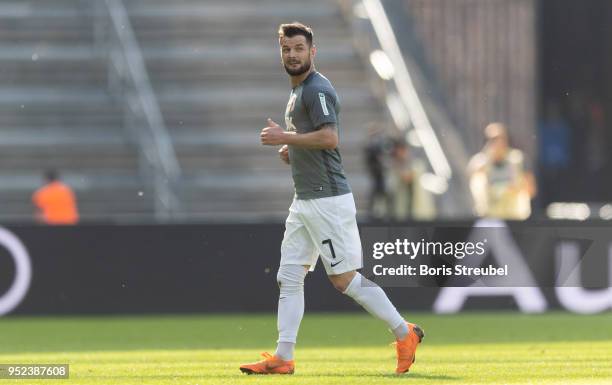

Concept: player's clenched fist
[[278, 145, 290, 164], [261, 118, 286, 145]]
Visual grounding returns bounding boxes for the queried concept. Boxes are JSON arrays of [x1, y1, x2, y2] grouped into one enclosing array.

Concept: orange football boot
[[394, 322, 425, 374], [239, 352, 295, 375]]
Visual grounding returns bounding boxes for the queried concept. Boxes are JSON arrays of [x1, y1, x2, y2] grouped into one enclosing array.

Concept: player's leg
[[274, 201, 318, 362], [275, 263, 308, 361], [240, 200, 316, 374], [303, 193, 424, 374], [329, 270, 424, 374], [327, 270, 408, 339], [303, 193, 407, 335]]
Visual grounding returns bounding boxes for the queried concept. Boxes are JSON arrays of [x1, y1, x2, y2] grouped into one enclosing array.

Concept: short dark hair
[[278, 22, 313, 46], [44, 169, 58, 182]]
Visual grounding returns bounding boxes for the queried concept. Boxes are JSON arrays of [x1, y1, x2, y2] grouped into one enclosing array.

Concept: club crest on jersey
[[286, 92, 297, 115]]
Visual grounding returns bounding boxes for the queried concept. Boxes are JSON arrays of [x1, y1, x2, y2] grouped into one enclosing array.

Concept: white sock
[[343, 272, 407, 339], [275, 264, 307, 360], [393, 322, 409, 340], [275, 342, 294, 361]]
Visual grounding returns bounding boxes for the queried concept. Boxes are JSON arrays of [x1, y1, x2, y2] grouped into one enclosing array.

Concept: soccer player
[[239, 22, 424, 375]]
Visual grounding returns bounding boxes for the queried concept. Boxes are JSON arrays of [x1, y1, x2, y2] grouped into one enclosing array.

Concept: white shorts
[[280, 192, 363, 275]]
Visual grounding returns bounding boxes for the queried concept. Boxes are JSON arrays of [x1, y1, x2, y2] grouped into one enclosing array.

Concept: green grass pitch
[[0, 312, 611, 384]]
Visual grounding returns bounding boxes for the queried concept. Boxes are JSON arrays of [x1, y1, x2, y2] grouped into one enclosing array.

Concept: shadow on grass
[[86, 373, 460, 381], [298, 373, 459, 381]]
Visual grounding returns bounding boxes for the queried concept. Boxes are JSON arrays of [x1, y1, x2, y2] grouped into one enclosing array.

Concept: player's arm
[[261, 86, 339, 149], [278, 145, 290, 164], [261, 119, 338, 150], [283, 123, 338, 149]]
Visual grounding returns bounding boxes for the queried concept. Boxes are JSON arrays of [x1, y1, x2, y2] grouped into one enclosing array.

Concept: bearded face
[[280, 35, 314, 77]]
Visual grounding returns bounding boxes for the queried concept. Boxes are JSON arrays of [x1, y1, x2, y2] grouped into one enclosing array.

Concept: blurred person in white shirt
[[467, 123, 536, 220]]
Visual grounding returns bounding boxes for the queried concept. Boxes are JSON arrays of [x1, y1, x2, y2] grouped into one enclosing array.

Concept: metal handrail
[[340, 0, 473, 217], [96, 0, 181, 220], [362, 0, 452, 180]]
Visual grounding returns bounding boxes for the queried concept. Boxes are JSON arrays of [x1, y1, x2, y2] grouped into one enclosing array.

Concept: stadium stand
[[0, 0, 387, 222], [0, 0, 147, 221], [128, 0, 387, 221]]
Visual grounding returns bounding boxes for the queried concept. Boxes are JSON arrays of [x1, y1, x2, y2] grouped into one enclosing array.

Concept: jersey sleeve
[[303, 86, 338, 129]]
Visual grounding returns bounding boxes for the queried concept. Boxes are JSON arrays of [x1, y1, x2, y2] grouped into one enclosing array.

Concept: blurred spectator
[[468, 123, 536, 220], [584, 100, 607, 199], [388, 139, 414, 220], [538, 101, 570, 204], [387, 139, 436, 221], [585, 101, 606, 174], [565, 92, 595, 173], [364, 123, 388, 219], [539, 101, 571, 170], [32, 170, 79, 225]]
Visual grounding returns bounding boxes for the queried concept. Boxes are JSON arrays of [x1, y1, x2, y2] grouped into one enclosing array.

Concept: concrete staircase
[[0, 0, 149, 222], [127, 0, 386, 220], [0, 0, 387, 222]]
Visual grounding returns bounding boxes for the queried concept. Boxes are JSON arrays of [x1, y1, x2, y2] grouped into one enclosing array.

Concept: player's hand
[[278, 145, 290, 164], [260, 118, 286, 146]]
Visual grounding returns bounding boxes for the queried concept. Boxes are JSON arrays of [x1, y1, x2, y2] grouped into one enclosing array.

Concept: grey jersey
[[284, 71, 351, 200]]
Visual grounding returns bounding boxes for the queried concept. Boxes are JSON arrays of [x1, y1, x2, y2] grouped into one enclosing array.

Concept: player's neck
[[290, 67, 315, 88]]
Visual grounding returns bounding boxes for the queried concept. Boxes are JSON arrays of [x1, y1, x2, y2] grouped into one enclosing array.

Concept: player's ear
[[310, 44, 316, 57]]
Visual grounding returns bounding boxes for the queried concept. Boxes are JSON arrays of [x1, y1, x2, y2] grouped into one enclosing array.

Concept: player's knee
[[329, 271, 357, 293], [330, 279, 348, 292], [328, 275, 350, 292], [277, 264, 306, 295]]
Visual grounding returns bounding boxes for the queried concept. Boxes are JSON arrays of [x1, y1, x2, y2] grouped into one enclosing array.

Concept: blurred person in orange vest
[[32, 169, 79, 225]]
